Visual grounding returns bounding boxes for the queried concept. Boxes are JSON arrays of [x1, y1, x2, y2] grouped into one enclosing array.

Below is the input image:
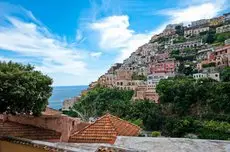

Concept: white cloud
[[0, 16, 87, 75], [0, 2, 106, 86], [90, 52, 102, 58], [90, 15, 152, 62], [158, 0, 227, 25], [90, 0, 228, 63], [90, 15, 134, 50]]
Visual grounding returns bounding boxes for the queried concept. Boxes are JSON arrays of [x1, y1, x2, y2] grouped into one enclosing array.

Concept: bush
[[184, 133, 198, 139], [151, 131, 161, 137], [129, 119, 144, 128], [0, 61, 53, 116]]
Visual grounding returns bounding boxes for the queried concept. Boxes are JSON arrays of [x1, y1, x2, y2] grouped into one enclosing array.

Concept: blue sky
[[0, 0, 229, 86]]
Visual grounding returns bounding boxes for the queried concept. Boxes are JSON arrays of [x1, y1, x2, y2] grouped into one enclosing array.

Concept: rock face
[[115, 136, 230, 152], [62, 96, 80, 110]]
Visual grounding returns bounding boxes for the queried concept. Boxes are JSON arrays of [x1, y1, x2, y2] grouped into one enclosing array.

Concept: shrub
[[151, 131, 161, 137], [184, 133, 198, 139], [129, 119, 144, 128]]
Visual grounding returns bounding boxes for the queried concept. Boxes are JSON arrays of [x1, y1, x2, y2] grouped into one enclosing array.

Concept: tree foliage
[[221, 67, 230, 82], [66, 76, 230, 139], [0, 61, 53, 116]]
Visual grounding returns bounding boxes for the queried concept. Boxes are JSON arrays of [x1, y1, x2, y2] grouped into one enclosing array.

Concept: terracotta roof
[[69, 114, 140, 144], [0, 120, 61, 141]]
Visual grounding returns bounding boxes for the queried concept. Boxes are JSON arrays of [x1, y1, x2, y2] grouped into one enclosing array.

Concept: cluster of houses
[[86, 13, 230, 103], [62, 12, 230, 110]]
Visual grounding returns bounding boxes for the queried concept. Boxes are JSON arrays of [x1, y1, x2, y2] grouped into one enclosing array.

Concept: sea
[[48, 85, 88, 110]]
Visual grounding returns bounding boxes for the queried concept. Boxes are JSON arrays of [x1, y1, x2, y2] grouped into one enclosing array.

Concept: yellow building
[[209, 16, 224, 26]]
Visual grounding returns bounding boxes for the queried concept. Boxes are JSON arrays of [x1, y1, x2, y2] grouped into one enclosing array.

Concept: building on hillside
[[89, 81, 98, 89], [209, 16, 224, 26], [223, 12, 230, 23], [115, 80, 145, 90], [62, 96, 80, 110], [69, 113, 140, 144], [137, 66, 148, 76], [116, 69, 133, 80], [196, 47, 214, 61], [162, 29, 176, 37], [149, 59, 176, 75], [225, 39, 230, 45], [147, 73, 170, 85], [153, 52, 169, 62], [215, 45, 230, 67], [107, 63, 122, 74], [184, 26, 210, 36], [165, 39, 203, 50], [193, 73, 220, 81], [216, 24, 230, 33], [98, 75, 106, 86], [133, 85, 159, 103], [150, 34, 160, 42], [104, 73, 117, 88], [191, 19, 210, 27]]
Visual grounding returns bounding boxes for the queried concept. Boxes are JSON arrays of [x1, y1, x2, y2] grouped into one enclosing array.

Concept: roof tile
[[69, 114, 140, 144], [0, 120, 61, 141]]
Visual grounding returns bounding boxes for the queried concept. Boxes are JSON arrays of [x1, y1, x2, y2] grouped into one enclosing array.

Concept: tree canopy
[[65, 76, 230, 140], [0, 61, 53, 116]]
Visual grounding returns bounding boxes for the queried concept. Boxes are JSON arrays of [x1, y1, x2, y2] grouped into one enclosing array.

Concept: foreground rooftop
[[2, 136, 230, 152]]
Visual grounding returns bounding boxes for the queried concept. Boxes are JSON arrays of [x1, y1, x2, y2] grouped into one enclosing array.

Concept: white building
[[225, 39, 230, 45], [147, 73, 169, 85], [191, 19, 209, 27], [166, 39, 203, 50], [193, 73, 220, 81], [223, 13, 230, 22], [216, 24, 230, 33], [115, 80, 146, 90], [184, 27, 209, 36]]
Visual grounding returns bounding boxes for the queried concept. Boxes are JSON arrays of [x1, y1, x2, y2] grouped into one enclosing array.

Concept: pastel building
[[215, 45, 230, 67], [184, 27, 210, 36], [223, 12, 230, 22], [209, 16, 224, 26], [216, 24, 230, 33], [166, 39, 203, 50], [191, 19, 209, 27], [133, 85, 159, 103], [115, 80, 145, 90], [147, 73, 169, 85], [149, 59, 176, 75], [116, 69, 133, 80], [193, 73, 220, 81]]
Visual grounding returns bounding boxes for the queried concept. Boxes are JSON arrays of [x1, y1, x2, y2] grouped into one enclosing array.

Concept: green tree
[[0, 61, 53, 116], [175, 25, 184, 36], [203, 31, 215, 44], [221, 67, 230, 82]]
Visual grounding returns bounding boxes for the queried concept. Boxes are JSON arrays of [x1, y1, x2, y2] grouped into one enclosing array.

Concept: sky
[[0, 0, 229, 86]]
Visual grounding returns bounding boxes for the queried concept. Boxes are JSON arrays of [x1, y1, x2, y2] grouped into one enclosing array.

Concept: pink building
[[215, 45, 230, 67], [149, 59, 176, 74], [154, 53, 169, 61]]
